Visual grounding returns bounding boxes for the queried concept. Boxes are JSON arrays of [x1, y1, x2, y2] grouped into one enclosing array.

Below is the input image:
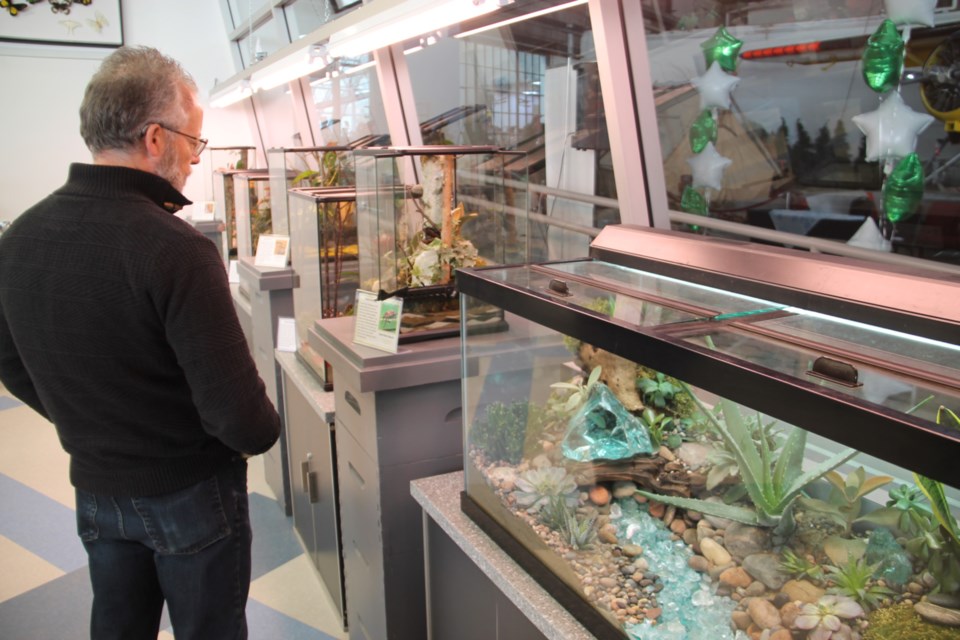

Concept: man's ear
[[141, 123, 166, 160]]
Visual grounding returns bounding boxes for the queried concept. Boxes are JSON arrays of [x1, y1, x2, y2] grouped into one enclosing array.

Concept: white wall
[[0, 0, 254, 221]]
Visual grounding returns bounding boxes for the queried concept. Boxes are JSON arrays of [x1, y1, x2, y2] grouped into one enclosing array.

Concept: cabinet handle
[[301, 460, 310, 494], [343, 390, 361, 415], [308, 471, 319, 503]]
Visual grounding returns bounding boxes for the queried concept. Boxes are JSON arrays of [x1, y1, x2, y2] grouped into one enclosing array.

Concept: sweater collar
[[61, 163, 192, 213]]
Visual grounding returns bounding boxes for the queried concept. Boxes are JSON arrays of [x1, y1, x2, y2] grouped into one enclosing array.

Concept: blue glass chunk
[[561, 383, 654, 462]]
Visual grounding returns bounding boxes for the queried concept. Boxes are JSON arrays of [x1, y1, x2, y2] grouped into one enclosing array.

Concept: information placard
[[352, 290, 402, 353], [254, 234, 291, 268]]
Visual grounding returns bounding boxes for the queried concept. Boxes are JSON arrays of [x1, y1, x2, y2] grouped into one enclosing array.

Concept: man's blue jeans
[[75, 458, 251, 640]]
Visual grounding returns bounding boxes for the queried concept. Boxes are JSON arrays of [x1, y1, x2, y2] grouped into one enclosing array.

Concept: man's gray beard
[[156, 146, 187, 192]]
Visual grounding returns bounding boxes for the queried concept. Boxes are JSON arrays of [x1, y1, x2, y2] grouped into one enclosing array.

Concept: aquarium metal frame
[[590, 225, 960, 345], [456, 262, 960, 488]]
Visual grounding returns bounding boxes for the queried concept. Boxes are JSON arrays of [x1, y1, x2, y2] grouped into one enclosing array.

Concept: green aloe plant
[[637, 391, 858, 530], [550, 365, 602, 413]]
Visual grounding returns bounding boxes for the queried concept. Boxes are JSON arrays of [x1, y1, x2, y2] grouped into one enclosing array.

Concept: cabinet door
[[283, 373, 320, 559], [304, 409, 345, 620]]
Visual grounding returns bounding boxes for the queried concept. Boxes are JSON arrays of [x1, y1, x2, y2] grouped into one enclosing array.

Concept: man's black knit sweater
[[0, 164, 280, 496]]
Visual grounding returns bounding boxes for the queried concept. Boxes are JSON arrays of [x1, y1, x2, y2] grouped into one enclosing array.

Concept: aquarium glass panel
[[636, 1, 960, 266]]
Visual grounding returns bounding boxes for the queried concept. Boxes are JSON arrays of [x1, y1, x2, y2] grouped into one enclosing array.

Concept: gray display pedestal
[[186, 218, 226, 262], [308, 317, 465, 640], [276, 351, 346, 629], [412, 472, 594, 640], [236, 257, 299, 516]]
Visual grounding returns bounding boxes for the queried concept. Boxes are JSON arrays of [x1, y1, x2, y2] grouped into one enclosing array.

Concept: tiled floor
[[0, 384, 347, 640]]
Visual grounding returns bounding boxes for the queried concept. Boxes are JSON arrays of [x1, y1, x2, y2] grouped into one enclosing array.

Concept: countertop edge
[[411, 471, 595, 640], [275, 350, 336, 422]]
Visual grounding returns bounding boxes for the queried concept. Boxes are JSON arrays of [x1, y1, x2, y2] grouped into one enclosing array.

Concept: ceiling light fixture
[[328, 0, 503, 58], [454, 0, 588, 40], [209, 79, 253, 108], [251, 44, 331, 92]]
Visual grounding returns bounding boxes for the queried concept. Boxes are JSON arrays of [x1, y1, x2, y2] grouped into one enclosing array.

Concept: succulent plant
[[780, 547, 825, 583], [514, 467, 579, 514], [825, 556, 894, 611], [560, 509, 598, 550], [794, 595, 864, 640]]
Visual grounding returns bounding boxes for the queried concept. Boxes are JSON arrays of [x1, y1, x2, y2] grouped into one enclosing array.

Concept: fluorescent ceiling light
[[251, 44, 331, 92], [328, 0, 503, 58], [455, 0, 587, 39], [343, 59, 376, 75], [209, 79, 252, 108]]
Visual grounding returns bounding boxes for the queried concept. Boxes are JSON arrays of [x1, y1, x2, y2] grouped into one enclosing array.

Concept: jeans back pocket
[[132, 475, 231, 555]]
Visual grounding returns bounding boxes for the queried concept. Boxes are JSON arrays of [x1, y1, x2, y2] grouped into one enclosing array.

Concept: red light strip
[[741, 40, 822, 60]]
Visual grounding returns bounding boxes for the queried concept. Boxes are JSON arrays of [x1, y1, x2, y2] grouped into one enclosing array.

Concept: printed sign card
[[352, 290, 402, 353], [254, 234, 291, 268]]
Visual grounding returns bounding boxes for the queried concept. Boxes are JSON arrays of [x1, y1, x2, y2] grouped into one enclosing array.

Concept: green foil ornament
[[681, 185, 708, 216], [701, 27, 743, 73], [862, 19, 904, 93], [882, 153, 924, 223], [690, 110, 718, 154]]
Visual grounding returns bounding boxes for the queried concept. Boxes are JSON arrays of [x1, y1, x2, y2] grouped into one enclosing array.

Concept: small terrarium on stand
[[457, 226, 960, 640], [354, 145, 529, 342], [233, 170, 276, 259], [268, 145, 355, 236], [288, 185, 359, 389]]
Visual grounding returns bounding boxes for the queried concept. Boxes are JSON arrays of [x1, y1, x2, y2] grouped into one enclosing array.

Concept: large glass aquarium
[[355, 145, 529, 341], [457, 226, 960, 640]]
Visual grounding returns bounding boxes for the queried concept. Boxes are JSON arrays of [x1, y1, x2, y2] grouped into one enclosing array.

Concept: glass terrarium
[[268, 145, 355, 239], [288, 186, 359, 388], [457, 226, 960, 640], [232, 170, 274, 259], [355, 145, 529, 341], [209, 145, 255, 173]]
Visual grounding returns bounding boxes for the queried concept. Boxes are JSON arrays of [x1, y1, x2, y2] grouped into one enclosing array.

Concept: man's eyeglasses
[[146, 123, 208, 156]]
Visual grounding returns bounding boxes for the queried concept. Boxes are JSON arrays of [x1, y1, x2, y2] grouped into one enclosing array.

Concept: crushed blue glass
[[612, 500, 747, 640]]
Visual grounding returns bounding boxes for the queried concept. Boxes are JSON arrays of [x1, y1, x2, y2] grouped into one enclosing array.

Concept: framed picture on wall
[[0, 1, 123, 48]]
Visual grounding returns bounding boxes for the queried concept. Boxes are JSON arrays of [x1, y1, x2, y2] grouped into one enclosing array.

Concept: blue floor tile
[[0, 396, 23, 411], [250, 491, 303, 580], [0, 473, 87, 572], [247, 598, 340, 640], [0, 568, 92, 640]]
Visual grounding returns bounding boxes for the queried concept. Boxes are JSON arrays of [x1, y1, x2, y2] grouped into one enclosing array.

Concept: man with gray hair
[[0, 46, 280, 639]]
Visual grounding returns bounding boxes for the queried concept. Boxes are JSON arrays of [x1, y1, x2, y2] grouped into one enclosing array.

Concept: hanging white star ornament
[[852, 92, 935, 162], [884, 0, 935, 27], [691, 62, 740, 110], [687, 142, 732, 191]]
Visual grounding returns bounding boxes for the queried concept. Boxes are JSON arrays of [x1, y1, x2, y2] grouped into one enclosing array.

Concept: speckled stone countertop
[[275, 351, 336, 423], [411, 471, 596, 640]]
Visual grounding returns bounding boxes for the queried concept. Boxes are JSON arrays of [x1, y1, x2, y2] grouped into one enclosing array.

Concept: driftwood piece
[[577, 343, 645, 412], [569, 456, 694, 498]]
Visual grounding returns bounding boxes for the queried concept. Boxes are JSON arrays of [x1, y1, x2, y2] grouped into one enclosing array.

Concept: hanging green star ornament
[[862, 19, 904, 93], [681, 185, 708, 217], [701, 27, 743, 73], [882, 153, 924, 223], [690, 110, 718, 154]]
